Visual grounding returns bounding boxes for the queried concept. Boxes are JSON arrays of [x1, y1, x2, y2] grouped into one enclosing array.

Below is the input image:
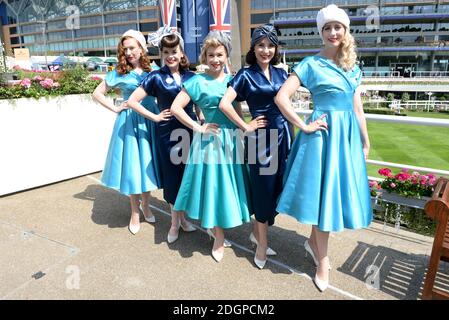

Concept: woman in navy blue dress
[[219, 24, 291, 269], [127, 27, 197, 244]]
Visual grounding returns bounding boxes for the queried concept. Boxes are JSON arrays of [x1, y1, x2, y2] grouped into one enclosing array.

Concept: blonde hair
[[199, 37, 229, 65], [336, 30, 357, 71]]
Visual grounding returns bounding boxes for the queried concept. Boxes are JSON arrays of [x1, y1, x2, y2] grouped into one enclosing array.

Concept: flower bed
[[370, 168, 438, 235], [0, 66, 101, 100]]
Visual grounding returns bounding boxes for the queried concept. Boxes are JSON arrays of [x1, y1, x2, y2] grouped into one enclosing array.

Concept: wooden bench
[[422, 178, 449, 299]]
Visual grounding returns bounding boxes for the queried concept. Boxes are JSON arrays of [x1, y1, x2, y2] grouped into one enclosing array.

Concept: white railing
[[410, 71, 449, 78], [363, 71, 401, 78], [295, 109, 449, 127]]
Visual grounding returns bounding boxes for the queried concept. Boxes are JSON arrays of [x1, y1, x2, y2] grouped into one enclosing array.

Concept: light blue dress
[[276, 56, 373, 232], [173, 74, 252, 229], [101, 69, 161, 195]]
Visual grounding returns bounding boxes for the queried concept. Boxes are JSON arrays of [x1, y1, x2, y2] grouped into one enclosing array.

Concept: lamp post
[[426, 91, 433, 112], [0, 41, 7, 73], [35, 20, 48, 68]]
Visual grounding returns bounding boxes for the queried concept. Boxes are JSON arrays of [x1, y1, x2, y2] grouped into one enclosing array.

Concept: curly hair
[[245, 44, 281, 66], [116, 36, 152, 75], [199, 37, 229, 65], [336, 30, 357, 71], [160, 34, 190, 70]]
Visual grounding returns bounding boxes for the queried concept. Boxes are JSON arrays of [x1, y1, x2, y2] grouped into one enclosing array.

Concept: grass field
[[245, 111, 449, 178], [367, 112, 449, 178]]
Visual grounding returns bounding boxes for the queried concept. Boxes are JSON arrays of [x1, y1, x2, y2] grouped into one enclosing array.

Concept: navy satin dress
[[140, 65, 197, 205], [228, 64, 291, 225]]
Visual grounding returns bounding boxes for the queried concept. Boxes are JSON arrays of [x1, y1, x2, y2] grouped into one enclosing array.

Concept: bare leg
[[252, 219, 259, 240], [212, 226, 225, 254], [168, 204, 180, 236], [313, 226, 330, 282], [255, 221, 268, 261], [141, 192, 154, 219], [129, 194, 141, 226]]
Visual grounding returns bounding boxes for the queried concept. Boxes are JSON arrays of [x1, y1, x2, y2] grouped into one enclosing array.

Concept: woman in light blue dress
[[171, 31, 252, 263], [93, 30, 161, 235], [275, 5, 372, 291]]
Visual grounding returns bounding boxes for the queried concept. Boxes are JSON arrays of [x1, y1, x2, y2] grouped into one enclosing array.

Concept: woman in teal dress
[[275, 5, 372, 291], [171, 31, 252, 263], [92, 30, 161, 235]]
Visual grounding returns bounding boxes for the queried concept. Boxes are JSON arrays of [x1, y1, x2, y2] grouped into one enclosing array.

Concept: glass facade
[[2, 0, 160, 56], [249, 0, 449, 72]]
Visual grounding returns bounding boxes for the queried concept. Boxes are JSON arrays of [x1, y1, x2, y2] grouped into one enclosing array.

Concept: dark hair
[[116, 36, 152, 75], [160, 34, 190, 70], [245, 43, 281, 66]]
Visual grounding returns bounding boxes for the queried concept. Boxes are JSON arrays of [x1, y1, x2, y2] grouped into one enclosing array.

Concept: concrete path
[[1, 172, 448, 300]]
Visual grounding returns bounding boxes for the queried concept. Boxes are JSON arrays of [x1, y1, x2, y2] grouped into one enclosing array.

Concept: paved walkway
[[1, 173, 448, 300]]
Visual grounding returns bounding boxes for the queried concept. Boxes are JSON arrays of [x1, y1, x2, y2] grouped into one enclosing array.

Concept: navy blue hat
[[251, 24, 279, 47]]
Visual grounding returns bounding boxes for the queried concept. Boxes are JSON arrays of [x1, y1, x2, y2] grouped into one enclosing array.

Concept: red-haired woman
[[93, 30, 161, 235]]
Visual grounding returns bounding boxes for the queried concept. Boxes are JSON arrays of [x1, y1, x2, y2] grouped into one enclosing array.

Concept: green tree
[[401, 92, 410, 102]]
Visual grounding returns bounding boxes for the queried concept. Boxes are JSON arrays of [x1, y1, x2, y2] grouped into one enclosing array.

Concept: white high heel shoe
[[139, 203, 156, 223], [249, 233, 277, 256], [206, 229, 232, 248], [128, 223, 140, 235], [167, 225, 180, 244], [253, 246, 267, 269], [313, 274, 329, 292], [211, 236, 225, 262], [180, 220, 196, 232], [304, 240, 332, 270]]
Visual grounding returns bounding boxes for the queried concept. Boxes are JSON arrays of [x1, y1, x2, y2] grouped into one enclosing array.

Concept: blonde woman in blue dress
[[92, 30, 161, 235], [171, 31, 252, 262], [275, 5, 372, 291]]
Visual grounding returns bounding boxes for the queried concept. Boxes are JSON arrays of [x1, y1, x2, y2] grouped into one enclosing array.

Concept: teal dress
[[101, 69, 161, 195], [173, 74, 252, 229], [276, 56, 373, 232]]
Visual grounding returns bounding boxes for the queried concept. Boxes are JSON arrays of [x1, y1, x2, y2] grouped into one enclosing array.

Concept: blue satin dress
[[173, 74, 252, 229], [276, 56, 373, 232], [101, 69, 161, 195], [140, 65, 197, 205], [228, 64, 291, 226]]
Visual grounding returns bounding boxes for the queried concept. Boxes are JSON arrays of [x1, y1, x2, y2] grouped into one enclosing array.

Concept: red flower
[[378, 168, 392, 177]]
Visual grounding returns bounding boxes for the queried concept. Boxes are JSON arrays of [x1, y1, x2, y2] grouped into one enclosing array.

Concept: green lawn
[[245, 112, 449, 177], [367, 112, 449, 178]]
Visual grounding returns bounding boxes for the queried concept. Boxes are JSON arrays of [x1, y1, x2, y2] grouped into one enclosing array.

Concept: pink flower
[[378, 168, 392, 177], [20, 78, 31, 88], [390, 183, 396, 188], [52, 82, 60, 88], [395, 172, 411, 182], [39, 78, 54, 89], [419, 175, 428, 185], [91, 76, 102, 81], [33, 75, 43, 81]]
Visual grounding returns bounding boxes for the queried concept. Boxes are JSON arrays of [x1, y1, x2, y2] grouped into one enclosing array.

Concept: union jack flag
[[159, 0, 177, 29], [209, 0, 231, 33]]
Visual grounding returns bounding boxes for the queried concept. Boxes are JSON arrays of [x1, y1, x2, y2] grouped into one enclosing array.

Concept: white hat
[[316, 4, 350, 37], [121, 30, 147, 51]]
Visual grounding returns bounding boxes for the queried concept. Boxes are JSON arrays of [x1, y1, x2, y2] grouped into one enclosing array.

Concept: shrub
[[0, 65, 102, 100]]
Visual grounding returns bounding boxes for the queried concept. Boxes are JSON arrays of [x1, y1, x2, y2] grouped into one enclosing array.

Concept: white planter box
[[379, 191, 431, 209], [0, 94, 116, 196]]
